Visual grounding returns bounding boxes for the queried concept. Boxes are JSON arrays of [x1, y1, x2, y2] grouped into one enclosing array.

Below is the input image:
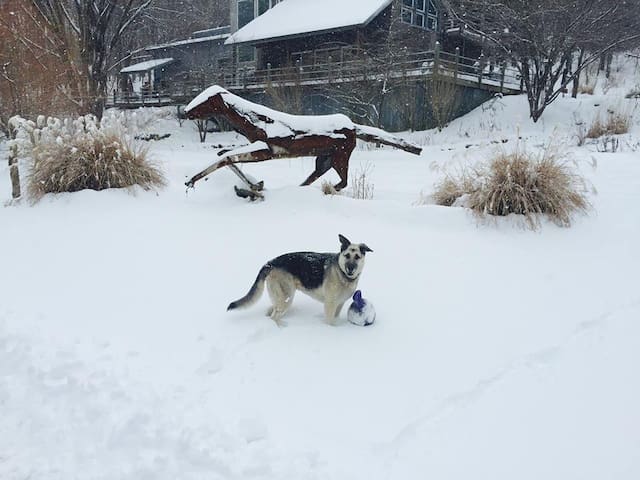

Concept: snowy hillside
[[1, 54, 639, 479]]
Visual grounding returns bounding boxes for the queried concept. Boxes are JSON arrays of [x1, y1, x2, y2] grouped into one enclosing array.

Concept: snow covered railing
[[224, 49, 521, 94]]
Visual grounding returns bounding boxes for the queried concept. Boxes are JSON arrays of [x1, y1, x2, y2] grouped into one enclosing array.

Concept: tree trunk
[[572, 49, 585, 98]]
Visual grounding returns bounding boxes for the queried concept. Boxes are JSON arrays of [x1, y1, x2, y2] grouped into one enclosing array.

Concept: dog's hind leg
[[266, 275, 296, 326]]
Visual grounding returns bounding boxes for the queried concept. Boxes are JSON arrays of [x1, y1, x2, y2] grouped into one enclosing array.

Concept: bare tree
[[139, 0, 228, 43], [0, 1, 80, 132], [443, 0, 640, 121], [27, 0, 154, 119], [320, 2, 430, 129]]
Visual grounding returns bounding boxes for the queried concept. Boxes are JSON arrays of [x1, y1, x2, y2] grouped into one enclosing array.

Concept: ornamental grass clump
[[586, 110, 631, 138], [22, 114, 165, 200], [433, 146, 590, 229]]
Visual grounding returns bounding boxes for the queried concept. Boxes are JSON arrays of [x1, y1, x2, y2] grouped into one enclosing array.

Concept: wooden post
[[433, 41, 441, 76], [453, 47, 460, 85], [499, 61, 506, 94], [478, 53, 485, 86], [8, 126, 21, 200]]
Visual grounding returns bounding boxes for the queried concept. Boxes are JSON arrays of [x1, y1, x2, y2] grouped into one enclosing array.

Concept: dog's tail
[[227, 264, 272, 311]]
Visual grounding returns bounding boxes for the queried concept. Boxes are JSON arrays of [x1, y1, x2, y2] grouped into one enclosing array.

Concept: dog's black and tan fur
[[228, 235, 372, 325]]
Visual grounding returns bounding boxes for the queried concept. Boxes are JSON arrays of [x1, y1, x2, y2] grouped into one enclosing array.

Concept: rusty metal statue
[[185, 86, 422, 198]]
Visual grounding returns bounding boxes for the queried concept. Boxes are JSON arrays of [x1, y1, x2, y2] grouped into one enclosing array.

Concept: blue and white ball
[[347, 290, 376, 326]]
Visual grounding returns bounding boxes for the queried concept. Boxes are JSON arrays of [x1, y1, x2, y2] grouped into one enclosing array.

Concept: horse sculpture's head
[[185, 86, 229, 120]]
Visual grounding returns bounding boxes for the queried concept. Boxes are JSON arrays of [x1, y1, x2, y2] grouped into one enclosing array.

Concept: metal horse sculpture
[[185, 86, 422, 198]]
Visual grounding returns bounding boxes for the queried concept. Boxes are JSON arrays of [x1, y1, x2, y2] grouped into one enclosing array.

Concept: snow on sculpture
[[184, 85, 422, 198]]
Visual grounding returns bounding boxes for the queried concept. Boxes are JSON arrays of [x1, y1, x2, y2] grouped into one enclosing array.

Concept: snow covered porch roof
[[120, 58, 175, 74], [226, 0, 393, 45]]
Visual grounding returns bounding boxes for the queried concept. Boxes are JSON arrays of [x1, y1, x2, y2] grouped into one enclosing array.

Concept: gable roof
[[226, 0, 393, 45], [120, 58, 174, 74], [145, 33, 230, 52]]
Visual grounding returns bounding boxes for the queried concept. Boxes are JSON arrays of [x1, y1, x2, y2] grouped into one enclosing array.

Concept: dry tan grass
[[586, 111, 631, 139], [349, 163, 375, 200], [28, 133, 165, 199], [431, 174, 474, 207], [321, 180, 338, 195], [578, 84, 595, 95], [433, 147, 590, 229]]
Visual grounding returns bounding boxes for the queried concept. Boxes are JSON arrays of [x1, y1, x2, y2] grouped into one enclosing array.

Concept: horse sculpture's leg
[[185, 142, 272, 188], [332, 137, 357, 191], [300, 154, 333, 186]]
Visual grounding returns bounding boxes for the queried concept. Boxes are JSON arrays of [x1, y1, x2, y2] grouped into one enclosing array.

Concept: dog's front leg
[[324, 302, 339, 326]]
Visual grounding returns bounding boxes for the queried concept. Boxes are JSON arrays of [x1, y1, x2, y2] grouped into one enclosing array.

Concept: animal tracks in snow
[[384, 299, 640, 452]]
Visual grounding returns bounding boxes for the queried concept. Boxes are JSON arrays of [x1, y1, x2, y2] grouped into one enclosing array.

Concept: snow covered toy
[[347, 290, 376, 327]]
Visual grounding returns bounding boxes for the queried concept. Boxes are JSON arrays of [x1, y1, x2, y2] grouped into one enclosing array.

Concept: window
[[239, 0, 280, 27], [401, 0, 438, 31], [238, 0, 255, 28], [258, 0, 280, 15], [237, 0, 281, 63]]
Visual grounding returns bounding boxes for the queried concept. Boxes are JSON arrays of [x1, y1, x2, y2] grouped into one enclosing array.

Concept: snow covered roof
[[226, 0, 393, 45], [120, 58, 175, 74], [145, 34, 230, 52]]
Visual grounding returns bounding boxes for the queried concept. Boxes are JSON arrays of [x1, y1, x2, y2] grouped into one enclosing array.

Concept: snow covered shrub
[[626, 86, 640, 99], [430, 173, 474, 207], [586, 110, 631, 138], [433, 147, 590, 229], [578, 84, 595, 95], [23, 114, 164, 200], [321, 180, 338, 196]]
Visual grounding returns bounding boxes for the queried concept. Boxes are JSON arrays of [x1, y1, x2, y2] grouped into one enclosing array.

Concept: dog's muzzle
[[345, 263, 358, 277]]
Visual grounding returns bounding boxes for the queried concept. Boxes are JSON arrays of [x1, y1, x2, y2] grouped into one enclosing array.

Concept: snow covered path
[[1, 92, 639, 479]]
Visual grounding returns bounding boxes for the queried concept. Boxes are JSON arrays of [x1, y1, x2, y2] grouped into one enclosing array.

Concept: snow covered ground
[[1, 56, 639, 479]]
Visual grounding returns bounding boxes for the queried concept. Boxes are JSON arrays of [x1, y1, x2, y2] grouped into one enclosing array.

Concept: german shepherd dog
[[228, 235, 372, 325]]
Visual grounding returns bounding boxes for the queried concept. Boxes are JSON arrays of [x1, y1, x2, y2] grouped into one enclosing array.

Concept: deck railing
[[108, 48, 521, 108], [222, 47, 521, 93]]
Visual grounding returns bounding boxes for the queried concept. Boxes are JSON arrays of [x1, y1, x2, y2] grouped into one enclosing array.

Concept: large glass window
[[238, 0, 255, 28], [401, 0, 438, 31], [237, 0, 281, 63]]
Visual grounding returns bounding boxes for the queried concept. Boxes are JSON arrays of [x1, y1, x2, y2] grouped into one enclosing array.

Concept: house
[[226, 0, 444, 71], [119, 26, 232, 98], [221, 0, 512, 130], [114, 1, 516, 129]]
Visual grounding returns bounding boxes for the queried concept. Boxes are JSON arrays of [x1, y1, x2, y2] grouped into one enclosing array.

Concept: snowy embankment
[[1, 56, 639, 479]]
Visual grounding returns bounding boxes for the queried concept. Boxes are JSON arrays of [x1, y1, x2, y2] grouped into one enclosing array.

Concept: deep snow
[[1, 55, 639, 479]]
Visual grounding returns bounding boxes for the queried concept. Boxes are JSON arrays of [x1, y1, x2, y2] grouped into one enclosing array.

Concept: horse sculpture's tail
[[354, 124, 422, 156]]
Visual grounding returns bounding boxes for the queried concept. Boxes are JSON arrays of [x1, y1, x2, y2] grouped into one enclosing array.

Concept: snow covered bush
[[321, 180, 338, 196], [431, 172, 474, 207], [433, 147, 590, 229], [626, 86, 640, 99], [586, 110, 631, 139], [10, 113, 165, 200]]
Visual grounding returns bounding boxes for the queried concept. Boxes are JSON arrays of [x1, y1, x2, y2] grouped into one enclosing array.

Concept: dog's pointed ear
[[338, 234, 351, 251], [359, 244, 373, 254]]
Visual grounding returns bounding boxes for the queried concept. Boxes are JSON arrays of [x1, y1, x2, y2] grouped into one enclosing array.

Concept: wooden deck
[[107, 48, 521, 109]]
